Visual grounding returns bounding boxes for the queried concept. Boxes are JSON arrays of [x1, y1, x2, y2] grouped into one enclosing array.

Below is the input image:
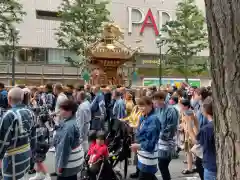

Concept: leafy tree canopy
[[55, 0, 110, 69], [0, 0, 26, 60], [161, 0, 208, 81]]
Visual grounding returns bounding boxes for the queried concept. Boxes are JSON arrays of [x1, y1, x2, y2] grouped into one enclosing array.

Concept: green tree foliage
[[55, 0, 110, 69], [0, 0, 26, 60], [161, 0, 208, 82]]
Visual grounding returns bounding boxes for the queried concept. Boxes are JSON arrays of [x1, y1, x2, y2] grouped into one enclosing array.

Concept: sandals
[[181, 169, 195, 174], [183, 160, 196, 164], [28, 169, 36, 174]]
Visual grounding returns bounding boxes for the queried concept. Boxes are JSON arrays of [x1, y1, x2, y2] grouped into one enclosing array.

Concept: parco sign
[[127, 7, 172, 36]]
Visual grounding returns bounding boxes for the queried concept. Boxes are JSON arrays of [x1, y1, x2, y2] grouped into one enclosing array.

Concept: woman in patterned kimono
[[53, 99, 84, 180]]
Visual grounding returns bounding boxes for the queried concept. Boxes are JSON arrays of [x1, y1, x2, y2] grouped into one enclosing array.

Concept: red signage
[[127, 7, 172, 36], [140, 9, 159, 36]]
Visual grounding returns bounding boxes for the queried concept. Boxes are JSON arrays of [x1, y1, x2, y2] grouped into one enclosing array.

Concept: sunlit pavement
[[25, 152, 200, 180]]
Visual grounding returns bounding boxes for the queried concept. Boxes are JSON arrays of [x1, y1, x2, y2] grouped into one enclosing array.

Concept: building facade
[[0, 0, 210, 85]]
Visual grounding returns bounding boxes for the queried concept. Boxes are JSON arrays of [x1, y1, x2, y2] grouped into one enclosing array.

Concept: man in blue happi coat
[[153, 91, 179, 180], [90, 85, 106, 131], [0, 82, 8, 115], [112, 90, 126, 120], [0, 87, 36, 180]]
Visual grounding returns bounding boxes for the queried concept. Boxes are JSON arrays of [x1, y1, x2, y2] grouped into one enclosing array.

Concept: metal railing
[[0, 63, 81, 76]]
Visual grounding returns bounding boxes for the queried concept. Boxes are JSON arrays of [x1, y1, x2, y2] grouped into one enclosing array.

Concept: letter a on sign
[[140, 9, 159, 36]]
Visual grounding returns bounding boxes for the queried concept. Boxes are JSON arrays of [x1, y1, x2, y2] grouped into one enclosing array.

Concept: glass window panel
[[17, 48, 47, 63]]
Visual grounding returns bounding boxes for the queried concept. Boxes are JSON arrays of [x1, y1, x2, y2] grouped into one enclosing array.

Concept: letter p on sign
[[127, 7, 145, 34]]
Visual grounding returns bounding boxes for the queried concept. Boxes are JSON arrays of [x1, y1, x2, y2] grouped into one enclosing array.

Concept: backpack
[[0, 92, 8, 109], [45, 93, 56, 111], [50, 93, 56, 111]]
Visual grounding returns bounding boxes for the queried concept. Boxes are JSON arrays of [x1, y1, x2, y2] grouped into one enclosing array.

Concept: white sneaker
[[43, 174, 51, 180], [49, 147, 55, 152], [29, 172, 45, 180]]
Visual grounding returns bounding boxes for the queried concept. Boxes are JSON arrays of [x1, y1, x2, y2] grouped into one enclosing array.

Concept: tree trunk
[[184, 56, 189, 83], [184, 74, 189, 83], [204, 0, 240, 179]]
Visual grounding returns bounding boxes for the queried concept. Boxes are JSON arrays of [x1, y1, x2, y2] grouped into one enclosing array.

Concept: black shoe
[[172, 154, 179, 159], [176, 147, 182, 153], [129, 172, 139, 179], [50, 172, 57, 176], [28, 169, 36, 174]]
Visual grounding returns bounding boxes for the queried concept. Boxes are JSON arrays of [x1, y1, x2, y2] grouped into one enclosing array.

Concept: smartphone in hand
[[184, 109, 194, 116]]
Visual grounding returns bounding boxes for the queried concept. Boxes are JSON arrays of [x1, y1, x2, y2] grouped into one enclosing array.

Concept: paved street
[[26, 152, 200, 180]]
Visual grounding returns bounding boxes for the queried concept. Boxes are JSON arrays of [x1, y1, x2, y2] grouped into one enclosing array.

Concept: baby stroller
[[80, 155, 122, 180], [80, 119, 132, 180], [106, 118, 132, 178]]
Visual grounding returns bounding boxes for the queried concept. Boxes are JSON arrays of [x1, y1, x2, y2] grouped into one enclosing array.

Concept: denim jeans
[[204, 168, 216, 180]]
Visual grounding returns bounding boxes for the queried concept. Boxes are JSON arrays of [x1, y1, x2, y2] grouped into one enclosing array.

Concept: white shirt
[[54, 92, 68, 122], [76, 100, 91, 141], [55, 92, 68, 112]]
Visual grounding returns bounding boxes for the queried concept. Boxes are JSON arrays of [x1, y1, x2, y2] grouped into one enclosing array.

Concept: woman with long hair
[[179, 99, 199, 175], [125, 91, 135, 117]]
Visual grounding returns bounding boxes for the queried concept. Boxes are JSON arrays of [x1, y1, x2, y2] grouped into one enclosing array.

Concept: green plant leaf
[[161, 0, 208, 80], [82, 70, 90, 81], [0, 0, 26, 60], [55, 0, 110, 68]]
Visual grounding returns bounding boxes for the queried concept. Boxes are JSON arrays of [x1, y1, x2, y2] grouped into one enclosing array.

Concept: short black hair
[[137, 96, 153, 106], [54, 83, 63, 92], [88, 130, 97, 141], [46, 83, 53, 91], [66, 84, 74, 89], [180, 98, 190, 107], [59, 99, 78, 114], [171, 96, 179, 104], [76, 85, 84, 91], [203, 96, 213, 116], [96, 131, 105, 140], [17, 84, 26, 89], [0, 82, 4, 89], [152, 91, 167, 100], [115, 90, 122, 97]]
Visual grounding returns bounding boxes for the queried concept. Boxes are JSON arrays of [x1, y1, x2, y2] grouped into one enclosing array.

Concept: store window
[[48, 48, 78, 64], [17, 48, 48, 63], [36, 10, 61, 21], [0, 46, 11, 61]]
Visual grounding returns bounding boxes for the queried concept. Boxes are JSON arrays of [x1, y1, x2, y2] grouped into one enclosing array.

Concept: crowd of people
[[0, 82, 217, 180]]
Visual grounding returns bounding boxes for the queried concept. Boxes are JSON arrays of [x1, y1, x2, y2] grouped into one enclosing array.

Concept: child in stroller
[[87, 131, 108, 179], [81, 131, 122, 180], [88, 131, 108, 165]]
